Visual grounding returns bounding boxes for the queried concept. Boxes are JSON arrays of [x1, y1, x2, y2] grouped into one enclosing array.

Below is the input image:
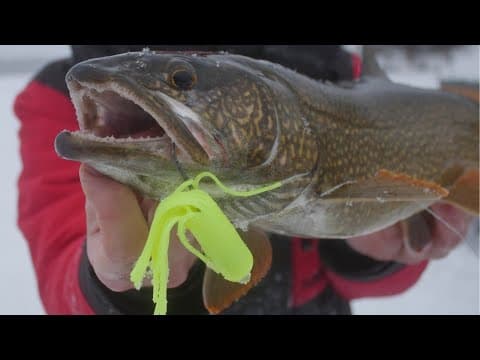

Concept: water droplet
[[376, 197, 386, 203], [239, 274, 251, 284], [301, 117, 312, 135], [135, 60, 147, 69], [346, 200, 353, 207], [234, 220, 250, 232]]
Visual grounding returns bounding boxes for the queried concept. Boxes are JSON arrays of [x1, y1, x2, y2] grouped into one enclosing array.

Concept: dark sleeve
[[317, 239, 405, 281], [78, 243, 208, 315], [318, 239, 428, 300]]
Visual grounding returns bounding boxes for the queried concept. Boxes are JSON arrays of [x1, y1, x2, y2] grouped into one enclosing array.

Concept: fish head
[[55, 50, 317, 203]]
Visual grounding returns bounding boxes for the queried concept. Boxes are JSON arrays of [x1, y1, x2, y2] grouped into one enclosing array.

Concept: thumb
[[79, 164, 148, 264]]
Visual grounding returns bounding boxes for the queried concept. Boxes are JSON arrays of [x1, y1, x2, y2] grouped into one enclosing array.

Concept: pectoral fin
[[321, 169, 449, 203], [443, 169, 479, 215], [202, 228, 272, 315]]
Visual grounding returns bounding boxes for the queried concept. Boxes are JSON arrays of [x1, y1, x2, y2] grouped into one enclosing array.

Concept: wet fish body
[[55, 50, 479, 239]]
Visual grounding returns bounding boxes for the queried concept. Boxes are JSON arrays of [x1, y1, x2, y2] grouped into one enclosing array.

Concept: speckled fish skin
[[55, 50, 479, 238]]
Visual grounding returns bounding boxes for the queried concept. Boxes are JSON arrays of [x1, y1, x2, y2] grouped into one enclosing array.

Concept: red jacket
[[14, 51, 428, 315]]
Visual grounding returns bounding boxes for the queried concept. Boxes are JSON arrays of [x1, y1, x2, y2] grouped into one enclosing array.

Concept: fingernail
[[407, 215, 433, 252], [409, 236, 431, 252]]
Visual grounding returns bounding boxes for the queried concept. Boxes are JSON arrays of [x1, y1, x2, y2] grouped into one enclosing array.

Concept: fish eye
[[170, 68, 197, 90]]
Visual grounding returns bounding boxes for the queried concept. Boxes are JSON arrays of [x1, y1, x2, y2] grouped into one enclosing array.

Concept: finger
[[348, 221, 432, 265], [81, 164, 197, 290], [85, 195, 140, 291], [79, 164, 148, 266], [85, 199, 100, 238], [167, 227, 198, 288], [346, 224, 404, 261], [405, 212, 435, 252], [400, 204, 472, 262], [140, 197, 159, 226], [396, 213, 436, 264], [396, 228, 432, 265], [430, 203, 473, 239], [425, 203, 473, 259]]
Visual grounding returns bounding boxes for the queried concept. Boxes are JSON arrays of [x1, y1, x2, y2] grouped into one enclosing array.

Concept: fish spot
[[228, 122, 242, 146], [279, 152, 287, 166]]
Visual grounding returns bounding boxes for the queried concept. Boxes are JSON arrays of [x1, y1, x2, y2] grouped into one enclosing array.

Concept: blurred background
[[0, 45, 478, 315]]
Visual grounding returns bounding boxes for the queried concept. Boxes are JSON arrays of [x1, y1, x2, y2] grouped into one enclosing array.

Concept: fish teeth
[[75, 130, 166, 143]]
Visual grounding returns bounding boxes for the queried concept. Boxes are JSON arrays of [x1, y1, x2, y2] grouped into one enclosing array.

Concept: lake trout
[[55, 49, 479, 313]]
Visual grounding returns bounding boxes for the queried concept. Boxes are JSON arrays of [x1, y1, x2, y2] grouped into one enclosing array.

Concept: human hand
[[346, 203, 474, 264], [79, 164, 197, 292]]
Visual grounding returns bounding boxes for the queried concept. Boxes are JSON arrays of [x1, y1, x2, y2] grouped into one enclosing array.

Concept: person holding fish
[[14, 45, 477, 315]]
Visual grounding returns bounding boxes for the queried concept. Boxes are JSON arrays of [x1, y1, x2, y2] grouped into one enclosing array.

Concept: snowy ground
[[0, 45, 478, 315]]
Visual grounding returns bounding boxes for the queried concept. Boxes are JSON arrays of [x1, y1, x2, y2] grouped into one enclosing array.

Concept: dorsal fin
[[361, 46, 390, 80]]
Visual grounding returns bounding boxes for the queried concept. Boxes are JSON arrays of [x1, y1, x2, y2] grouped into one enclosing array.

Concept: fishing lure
[[130, 172, 282, 315]]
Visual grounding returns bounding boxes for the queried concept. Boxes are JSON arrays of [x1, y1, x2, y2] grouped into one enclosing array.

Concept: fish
[[54, 48, 479, 313]]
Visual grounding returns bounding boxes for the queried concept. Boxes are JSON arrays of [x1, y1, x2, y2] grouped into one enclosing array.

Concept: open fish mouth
[[55, 75, 216, 166]]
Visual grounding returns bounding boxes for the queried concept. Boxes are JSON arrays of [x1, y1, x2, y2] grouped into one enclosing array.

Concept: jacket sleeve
[[14, 75, 95, 314], [317, 239, 428, 300]]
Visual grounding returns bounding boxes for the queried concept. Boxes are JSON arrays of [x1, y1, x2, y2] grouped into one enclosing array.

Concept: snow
[[351, 224, 479, 315], [377, 45, 479, 89], [0, 45, 478, 315], [0, 46, 71, 314], [0, 45, 71, 75], [0, 74, 45, 314]]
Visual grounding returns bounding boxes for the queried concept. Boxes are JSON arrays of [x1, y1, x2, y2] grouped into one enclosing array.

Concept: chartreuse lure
[[130, 172, 281, 315]]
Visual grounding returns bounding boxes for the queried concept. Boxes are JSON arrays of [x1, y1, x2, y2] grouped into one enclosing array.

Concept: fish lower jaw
[[72, 129, 171, 143], [66, 129, 194, 163]]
